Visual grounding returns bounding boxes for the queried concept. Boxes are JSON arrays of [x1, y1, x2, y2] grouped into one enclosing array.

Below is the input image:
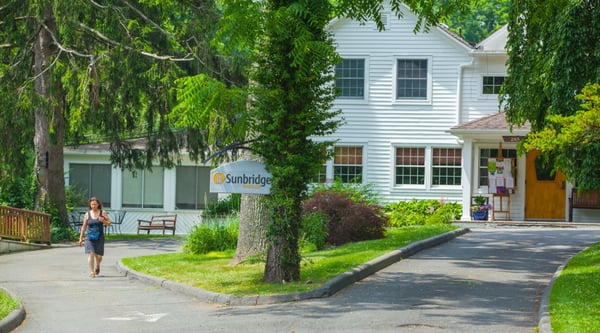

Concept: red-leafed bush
[[302, 191, 388, 247]]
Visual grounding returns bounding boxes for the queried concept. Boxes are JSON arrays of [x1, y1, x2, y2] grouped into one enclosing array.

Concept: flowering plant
[[471, 195, 492, 212], [471, 203, 493, 212]]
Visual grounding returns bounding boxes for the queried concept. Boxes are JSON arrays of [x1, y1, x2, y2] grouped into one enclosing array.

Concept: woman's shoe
[[89, 272, 95, 278], [95, 266, 100, 275]]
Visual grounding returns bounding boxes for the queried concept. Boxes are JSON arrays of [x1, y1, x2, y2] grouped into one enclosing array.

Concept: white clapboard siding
[[327, 6, 479, 204]]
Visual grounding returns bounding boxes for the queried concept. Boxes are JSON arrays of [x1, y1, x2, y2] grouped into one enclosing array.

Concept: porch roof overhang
[[447, 111, 530, 142]]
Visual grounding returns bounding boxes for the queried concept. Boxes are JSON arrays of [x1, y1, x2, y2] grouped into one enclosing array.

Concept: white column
[[163, 168, 176, 211], [461, 138, 474, 220]]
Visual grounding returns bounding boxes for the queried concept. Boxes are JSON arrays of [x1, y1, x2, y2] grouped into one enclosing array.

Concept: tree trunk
[[263, 199, 302, 283], [33, 4, 68, 224], [229, 193, 270, 265]]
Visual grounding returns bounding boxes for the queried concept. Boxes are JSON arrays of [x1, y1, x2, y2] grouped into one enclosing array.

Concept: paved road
[[1, 226, 599, 333]]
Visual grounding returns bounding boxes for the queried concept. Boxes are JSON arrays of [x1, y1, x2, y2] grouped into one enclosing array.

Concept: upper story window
[[396, 59, 429, 101], [335, 58, 365, 99], [175, 166, 217, 210], [482, 76, 505, 94], [334, 146, 363, 183], [395, 147, 425, 185], [122, 167, 164, 208], [432, 148, 462, 186], [69, 163, 112, 207]]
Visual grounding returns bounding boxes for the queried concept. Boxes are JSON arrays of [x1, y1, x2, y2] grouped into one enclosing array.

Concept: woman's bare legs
[[95, 254, 103, 275], [88, 252, 96, 277]]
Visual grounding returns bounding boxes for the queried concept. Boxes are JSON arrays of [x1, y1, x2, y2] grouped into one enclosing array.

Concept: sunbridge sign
[[210, 160, 272, 194]]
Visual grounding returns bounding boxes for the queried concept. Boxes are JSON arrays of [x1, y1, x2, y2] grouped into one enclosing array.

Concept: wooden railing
[[0, 206, 51, 244]]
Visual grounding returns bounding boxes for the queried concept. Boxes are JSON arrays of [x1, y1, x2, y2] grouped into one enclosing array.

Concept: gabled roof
[[436, 23, 476, 49], [327, 3, 475, 52], [475, 25, 508, 53], [449, 111, 530, 137]]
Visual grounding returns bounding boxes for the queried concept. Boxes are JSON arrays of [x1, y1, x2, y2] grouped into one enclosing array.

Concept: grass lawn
[[550, 241, 600, 333], [122, 225, 457, 296], [0, 289, 19, 321]]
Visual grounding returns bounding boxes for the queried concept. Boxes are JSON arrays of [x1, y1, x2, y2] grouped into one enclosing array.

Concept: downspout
[[456, 57, 474, 125]]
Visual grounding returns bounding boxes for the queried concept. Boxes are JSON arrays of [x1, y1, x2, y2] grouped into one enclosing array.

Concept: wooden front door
[[525, 150, 566, 220]]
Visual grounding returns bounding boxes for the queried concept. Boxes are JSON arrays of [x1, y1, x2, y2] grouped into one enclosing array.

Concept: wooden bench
[[569, 188, 600, 222], [137, 214, 177, 235]]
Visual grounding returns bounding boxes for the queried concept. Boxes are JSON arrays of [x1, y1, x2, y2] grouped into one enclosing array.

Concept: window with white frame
[[479, 148, 517, 186], [395, 147, 425, 185], [482, 76, 505, 94], [69, 163, 112, 207], [333, 146, 363, 183], [335, 58, 365, 99], [175, 166, 218, 209], [432, 148, 462, 186], [122, 167, 164, 208], [396, 59, 428, 100]]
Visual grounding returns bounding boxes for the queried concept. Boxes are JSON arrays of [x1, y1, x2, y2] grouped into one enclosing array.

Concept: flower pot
[[472, 211, 488, 221]]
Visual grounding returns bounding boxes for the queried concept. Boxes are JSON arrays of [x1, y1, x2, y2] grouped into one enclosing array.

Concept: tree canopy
[[502, 0, 600, 130], [443, 0, 509, 44], [522, 84, 600, 191], [501, 0, 600, 189], [0, 1, 242, 219]]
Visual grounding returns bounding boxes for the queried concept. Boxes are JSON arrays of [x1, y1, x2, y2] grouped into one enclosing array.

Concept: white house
[[63, 4, 599, 229], [320, 4, 597, 223]]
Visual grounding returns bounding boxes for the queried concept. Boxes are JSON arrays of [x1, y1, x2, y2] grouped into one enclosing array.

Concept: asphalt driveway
[[1, 225, 599, 333]]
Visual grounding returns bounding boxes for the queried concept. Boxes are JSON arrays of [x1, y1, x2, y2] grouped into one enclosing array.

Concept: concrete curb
[[0, 288, 25, 333], [117, 227, 471, 306], [537, 245, 590, 333]]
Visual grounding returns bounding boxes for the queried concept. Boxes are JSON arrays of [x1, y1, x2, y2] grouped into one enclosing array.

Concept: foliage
[[550, 241, 600, 333], [521, 84, 600, 191], [42, 201, 77, 243], [299, 212, 329, 252], [201, 194, 241, 218], [185, 218, 240, 255], [124, 225, 456, 296], [471, 195, 492, 212], [0, 172, 36, 210], [385, 199, 462, 227], [442, 0, 509, 44], [502, 0, 600, 131], [302, 191, 388, 247], [0, 289, 19, 321], [310, 179, 380, 204], [214, 0, 475, 283], [0, 1, 242, 225]]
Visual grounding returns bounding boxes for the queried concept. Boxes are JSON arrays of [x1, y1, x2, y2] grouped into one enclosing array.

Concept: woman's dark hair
[[88, 197, 103, 210]]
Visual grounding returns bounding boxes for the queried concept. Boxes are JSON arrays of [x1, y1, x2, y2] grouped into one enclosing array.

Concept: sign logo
[[212, 172, 226, 184], [210, 161, 272, 194]]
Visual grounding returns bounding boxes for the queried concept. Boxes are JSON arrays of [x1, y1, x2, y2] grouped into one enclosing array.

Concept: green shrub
[[185, 218, 239, 255], [300, 212, 328, 251], [309, 179, 379, 204], [384, 199, 462, 227], [302, 191, 388, 246], [202, 194, 241, 218]]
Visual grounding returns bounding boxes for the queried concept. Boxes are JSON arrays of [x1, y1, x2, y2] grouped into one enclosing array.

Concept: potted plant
[[471, 195, 492, 220]]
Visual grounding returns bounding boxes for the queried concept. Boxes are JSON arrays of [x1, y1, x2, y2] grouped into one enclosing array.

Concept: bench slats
[[137, 214, 177, 235], [569, 188, 600, 221]]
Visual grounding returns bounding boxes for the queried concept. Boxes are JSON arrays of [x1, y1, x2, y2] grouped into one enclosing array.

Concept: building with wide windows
[[64, 3, 599, 230]]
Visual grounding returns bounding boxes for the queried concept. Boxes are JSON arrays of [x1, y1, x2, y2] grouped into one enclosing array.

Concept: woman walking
[[78, 197, 111, 278]]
